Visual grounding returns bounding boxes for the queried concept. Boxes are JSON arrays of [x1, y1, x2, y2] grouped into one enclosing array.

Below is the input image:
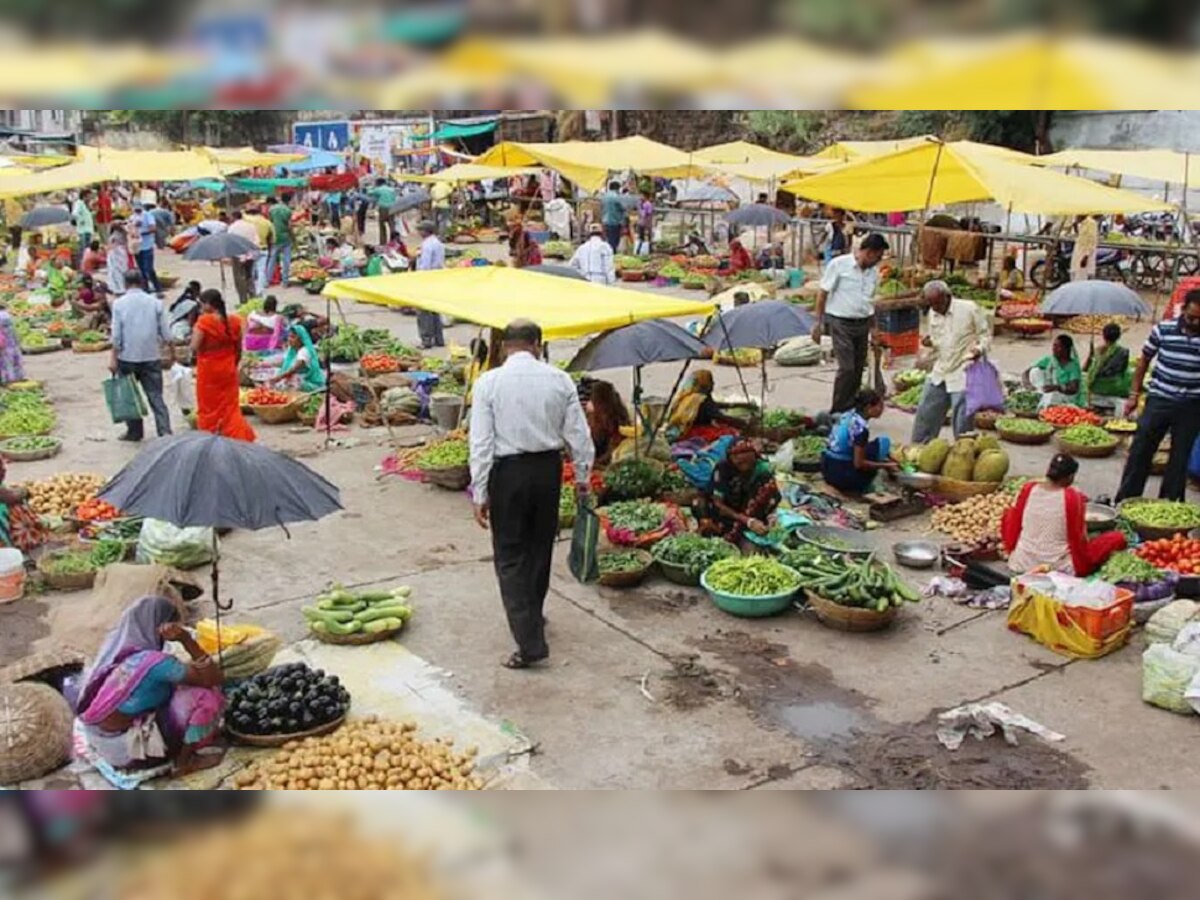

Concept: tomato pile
[[562, 461, 604, 495], [76, 498, 120, 523], [245, 388, 293, 406], [1039, 406, 1103, 428], [361, 352, 400, 374], [1135, 537, 1200, 575]]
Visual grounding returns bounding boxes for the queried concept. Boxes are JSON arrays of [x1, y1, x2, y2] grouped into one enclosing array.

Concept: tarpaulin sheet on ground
[[394, 163, 542, 184], [324, 267, 716, 341], [474, 136, 711, 193], [784, 139, 1176, 214]]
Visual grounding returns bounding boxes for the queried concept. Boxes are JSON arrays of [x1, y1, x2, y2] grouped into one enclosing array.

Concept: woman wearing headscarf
[[1024, 333, 1085, 410], [666, 369, 744, 443], [76, 595, 225, 777], [1083, 322, 1132, 416], [697, 439, 781, 542], [271, 323, 327, 393], [191, 289, 256, 442], [728, 239, 753, 274], [0, 306, 27, 386]]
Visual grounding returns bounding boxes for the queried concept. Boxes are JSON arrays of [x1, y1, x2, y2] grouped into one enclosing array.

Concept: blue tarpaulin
[[278, 150, 346, 173]]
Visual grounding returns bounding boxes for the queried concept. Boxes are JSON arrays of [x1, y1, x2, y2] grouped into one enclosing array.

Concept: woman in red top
[[508, 220, 543, 269], [190, 289, 256, 442], [1002, 454, 1125, 576], [95, 187, 113, 241], [728, 239, 753, 274]]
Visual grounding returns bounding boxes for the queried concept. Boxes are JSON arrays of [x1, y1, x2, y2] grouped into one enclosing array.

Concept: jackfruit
[[952, 437, 978, 461], [976, 434, 1000, 454], [917, 438, 950, 474], [941, 446, 977, 481], [973, 449, 1010, 483]]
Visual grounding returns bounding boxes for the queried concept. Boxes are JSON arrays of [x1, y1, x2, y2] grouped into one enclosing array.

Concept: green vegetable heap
[[997, 417, 1054, 435], [319, 325, 366, 362], [1058, 424, 1117, 447], [704, 556, 800, 597], [303, 585, 414, 637], [779, 546, 919, 612], [761, 408, 805, 429], [598, 552, 649, 575], [895, 369, 927, 389], [1098, 552, 1166, 585], [604, 501, 668, 534], [893, 385, 924, 407], [603, 459, 662, 501], [77, 330, 107, 344], [41, 550, 98, 576], [652, 534, 739, 577], [559, 484, 576, 520], [792, 435, 826, 462], [1005, 391, 1041, 415], [415, 439, 469, 470], [0, 390, 55, 437], [1122, 500, 1200, 530], [0, 435, 58, 451]]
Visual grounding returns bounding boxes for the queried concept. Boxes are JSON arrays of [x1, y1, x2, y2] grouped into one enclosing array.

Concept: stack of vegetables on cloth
[[695, 439, 781, 544]]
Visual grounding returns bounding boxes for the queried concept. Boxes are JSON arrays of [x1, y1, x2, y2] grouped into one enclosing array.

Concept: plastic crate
[[877, 306, 921, 334], [1063, 589, 1135, 643], [877, 329, 920, 356]]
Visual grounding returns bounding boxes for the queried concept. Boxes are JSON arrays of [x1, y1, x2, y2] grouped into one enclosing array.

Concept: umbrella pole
[[759, 354, 768, 430], [647, 359, 691, 449], [714, 311, 753, 404], [324, 292, 333, 446], [632, 366, 643, 461]]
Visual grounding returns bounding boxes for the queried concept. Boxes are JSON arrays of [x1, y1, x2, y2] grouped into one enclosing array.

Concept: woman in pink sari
[[76, 596, 225, 777], [243, 295, 286, 353]]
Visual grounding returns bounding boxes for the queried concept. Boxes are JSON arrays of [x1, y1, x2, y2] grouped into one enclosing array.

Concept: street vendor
[[666, 369, 746, 443], [997, 255, 1025, 300], [45, 256, 73, 305], [281, 304, 330, 342], [697, 439, 781, 543], [727, 239, 754, 274], [586, 380, 631, 467], [821, 388, 897, 494], [1003, 454, 1125, 576], [1024, 334, 1085, 410], [70, 277, 111, 331], [76, 595, 225, 778], [270, 323, 327, 393], [1083, 322, 1132, 416], [244, 295, 286, 353], [0, 457, 46, 553]]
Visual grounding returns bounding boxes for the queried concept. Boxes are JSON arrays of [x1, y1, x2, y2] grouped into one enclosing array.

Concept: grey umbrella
[[678, 183, 738, 204], [725, 204, 791, 228], [1041, 281, 1151, 318], [526, 263, 587, 281], [701, 301, 814, 351], [392, 188, 431, 214], [184, 232, 260, 262], [21, 206, 71, 229], [568, 320, 703, 372]]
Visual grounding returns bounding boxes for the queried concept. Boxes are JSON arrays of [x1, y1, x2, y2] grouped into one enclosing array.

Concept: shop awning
[[394, 163, 541, 184], [474, 136, 710, 192], [204, 146, 308, 173], [429, 121, 497, 141], [74, 146, 226, 181], [814, 137, 934, 163], [784, 139, 1175, 215], [324, 268, 716, 341], [1036, 149, 1200, 189], [692, 141, 836, 182], [0, 160, 116, 198]]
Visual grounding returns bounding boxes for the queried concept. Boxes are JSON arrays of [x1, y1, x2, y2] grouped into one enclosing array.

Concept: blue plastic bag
[[1189, 434, 1200, 482]]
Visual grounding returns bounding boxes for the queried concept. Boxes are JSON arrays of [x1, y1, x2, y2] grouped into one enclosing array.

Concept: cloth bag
[[103, 375, 148, 424], [964, 358, 1006, 418], [568, 500, 600, 584]]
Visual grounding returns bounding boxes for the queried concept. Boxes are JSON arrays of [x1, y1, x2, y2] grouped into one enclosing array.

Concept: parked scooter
[[1030, 241, 1129, 289]]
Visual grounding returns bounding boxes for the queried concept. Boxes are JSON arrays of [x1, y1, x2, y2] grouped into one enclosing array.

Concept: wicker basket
[[973, 410, 1000, 431], [597, 550, 654, 588], [929, 477, 1001, 502], [0, 682, 74, 783], [251, 398, 302, 425], [996, 424, 1054, 445], [72, 341, 112, 354], [805, 590, 898, 633], [423, 464, 471, 491], [656, 558, 701, 587], [20, 342, 63, 356], [0, 438, 62, 462], [36, 551, 97, 592], [1056, 435, 1119, 459], [311, 625, 402, 646], [227, 714, 346, 748], [0, 647, 86, 686]]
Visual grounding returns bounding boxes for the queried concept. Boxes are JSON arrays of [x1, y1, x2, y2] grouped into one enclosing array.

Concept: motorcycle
[[1029, 240, 1129, 289]]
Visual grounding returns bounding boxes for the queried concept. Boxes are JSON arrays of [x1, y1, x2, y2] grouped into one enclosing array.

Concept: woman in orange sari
[[190, 289, 256, 442]]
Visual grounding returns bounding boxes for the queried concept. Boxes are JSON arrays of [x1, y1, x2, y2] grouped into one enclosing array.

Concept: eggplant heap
[[225, 663, 350, 737]]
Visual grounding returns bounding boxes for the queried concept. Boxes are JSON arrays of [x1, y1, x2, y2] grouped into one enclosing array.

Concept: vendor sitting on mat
[[666, 369, 745, 443], [76, 595, 224, 777], [820, 389, 897, 494], [70, 275, 111, 330], [1024, 334, 1085, 410], [1002, 453, 1126, 576], [697, 439, 781, 543], [270, 323, 327, 393]]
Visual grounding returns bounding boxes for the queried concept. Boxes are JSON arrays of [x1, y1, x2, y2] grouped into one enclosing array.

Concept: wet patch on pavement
[[607, 586, 700, 621], [659, 655, 729, 710]]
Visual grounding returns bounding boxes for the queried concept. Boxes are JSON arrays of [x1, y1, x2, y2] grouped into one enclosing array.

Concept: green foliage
[[744, 112, 825, 153]]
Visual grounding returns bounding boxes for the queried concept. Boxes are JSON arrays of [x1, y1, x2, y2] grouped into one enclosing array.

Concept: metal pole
[[324, 292, 333, 445], [646, 359, 692, 450], [912, 141, 945, 268]]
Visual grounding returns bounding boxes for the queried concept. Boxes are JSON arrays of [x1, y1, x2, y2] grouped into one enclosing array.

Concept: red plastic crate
[[877, 329, 920, 356], [1062, 588, 1135, 643]]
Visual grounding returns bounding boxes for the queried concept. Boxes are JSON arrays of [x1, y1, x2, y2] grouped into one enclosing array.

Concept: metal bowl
[[795, 525, 876, 557], [892, 540, 941, 570], [895, 470, 935, 491], [1085, 503, 1119, 532]]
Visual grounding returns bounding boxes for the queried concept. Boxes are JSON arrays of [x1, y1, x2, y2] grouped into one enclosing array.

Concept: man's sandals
[[502, 652, 548, 670]]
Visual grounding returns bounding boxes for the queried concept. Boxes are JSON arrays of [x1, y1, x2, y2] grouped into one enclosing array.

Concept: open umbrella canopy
[[21, 206, 71, 228], [701, 301, 814, 350], [525, 263, 587, 281], [568, 319, 704, 372], [99, 433, 342, 531], [184, 232, 260, 262], [725, 204, 791, 228], [676, 182, 739, 204], [1041, 281, 1151, 318], [392, 188, 431, 213]]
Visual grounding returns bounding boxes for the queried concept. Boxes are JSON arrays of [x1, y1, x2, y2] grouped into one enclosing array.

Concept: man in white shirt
[[469, 319, 594, 670], [812, 233, 889, 413], [569, 223, 616, 285], [227, 211, 261, 303], [911, 280, 992, 444], [414, 220, 446, 349]]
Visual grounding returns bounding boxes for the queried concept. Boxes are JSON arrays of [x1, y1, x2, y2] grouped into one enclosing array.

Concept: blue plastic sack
[[1189, 434, 1200, 481]]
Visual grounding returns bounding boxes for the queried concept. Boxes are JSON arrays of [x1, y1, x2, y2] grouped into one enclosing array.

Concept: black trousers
[[1116, 394, 1200, 502], [489, 451, 563, 660], [827, 314, 871, 414]]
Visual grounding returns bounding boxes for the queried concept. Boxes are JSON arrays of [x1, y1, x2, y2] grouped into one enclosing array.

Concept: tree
[[93, 111, 293, 147]]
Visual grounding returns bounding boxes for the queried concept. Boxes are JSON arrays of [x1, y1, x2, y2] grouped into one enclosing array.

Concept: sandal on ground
[[502, 652, 547, 670]]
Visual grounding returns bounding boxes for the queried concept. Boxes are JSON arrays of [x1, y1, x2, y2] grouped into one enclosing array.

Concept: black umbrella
[[21, 206, 71, 229], [701, 301, 814, 351], [725, 204, 791, 228], [392, 189, 431, 214], [183, 232, 259, 262], [526, 263, 587, 281], [1041, 281, 1150, 318], [568, 319, 703, 372]]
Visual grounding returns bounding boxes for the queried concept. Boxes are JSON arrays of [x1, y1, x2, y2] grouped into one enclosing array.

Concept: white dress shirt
[[819, 251, 879, 320], [469, 352, 595, 505], [569, 236, 616, 285], [927, 298, 992, 393], [417, 235, 445, 272]]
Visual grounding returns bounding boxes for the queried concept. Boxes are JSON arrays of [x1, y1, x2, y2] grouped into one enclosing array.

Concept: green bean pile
[[704, 557, 800, 597]]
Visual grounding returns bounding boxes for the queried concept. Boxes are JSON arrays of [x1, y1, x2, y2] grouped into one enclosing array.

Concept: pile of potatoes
[[231, 715, 483, 791], [119, 809, 444, 900], [21, 473, 106, 518], [930, 491, 1015, 546]]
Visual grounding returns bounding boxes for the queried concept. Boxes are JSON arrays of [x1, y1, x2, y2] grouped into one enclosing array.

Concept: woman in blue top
[[821, 389, 897, 493]]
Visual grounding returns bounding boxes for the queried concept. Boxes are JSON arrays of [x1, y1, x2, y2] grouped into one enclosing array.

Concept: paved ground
[[3, 237, 1197, 789]]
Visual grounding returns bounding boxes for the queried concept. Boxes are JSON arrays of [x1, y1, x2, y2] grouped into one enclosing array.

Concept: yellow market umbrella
[[814, 136, 932, 162], [1036, 149, 1200, 189], [692, 141, 836, 182], [474, 136, 710, 193], [849, 34, 1200, 110], [0, 160, 115, 199], [75, 146, 225, 182], [324, 267, 716, 341], [783, 139, 1176, 214]]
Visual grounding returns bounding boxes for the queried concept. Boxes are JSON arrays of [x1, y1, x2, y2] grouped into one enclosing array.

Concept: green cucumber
[[355, 604, 412, 624]]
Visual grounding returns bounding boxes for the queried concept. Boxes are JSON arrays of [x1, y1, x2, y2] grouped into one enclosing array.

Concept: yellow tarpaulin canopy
[[203, 147, 308, 173], [784, 140, 1175, 214], [1036, 149, 1200, 189], [718, 38, 872, 104], [474, 136, 711, 193], [692, 141, 836, 182], [76, 146, 225, 181], [394, 163, 542, 184], [0, 160, 117, 199], [814, 137, 933, 162], [323, 268, 716, 341], [0, 46, 193, 97]]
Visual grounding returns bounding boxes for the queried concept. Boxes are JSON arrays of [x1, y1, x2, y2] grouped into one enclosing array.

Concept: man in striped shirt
[[1116, 290, 1200, 502]]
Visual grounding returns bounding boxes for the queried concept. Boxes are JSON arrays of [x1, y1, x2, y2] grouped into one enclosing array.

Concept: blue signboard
[[293, 121, 351, 152]]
